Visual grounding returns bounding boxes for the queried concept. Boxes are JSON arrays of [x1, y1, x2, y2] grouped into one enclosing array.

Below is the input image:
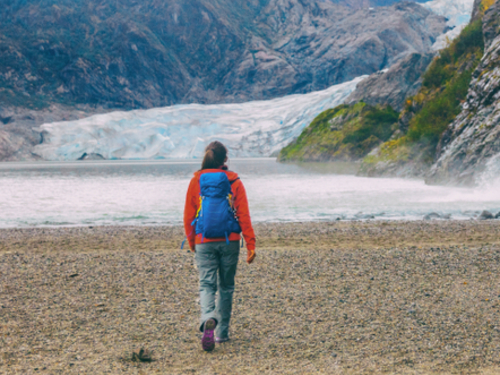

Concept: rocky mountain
[[356, 0, 489, 179], [426, 0, 500, 185], [218, 1, 446, 104], [277, 0, 497, 183], [0, 0, 446, 111], [345, 52, 435, 112]]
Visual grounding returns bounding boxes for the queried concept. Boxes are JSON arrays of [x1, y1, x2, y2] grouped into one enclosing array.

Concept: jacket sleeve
[[233, 180, 256, 251], [183, 177, 199, 250]]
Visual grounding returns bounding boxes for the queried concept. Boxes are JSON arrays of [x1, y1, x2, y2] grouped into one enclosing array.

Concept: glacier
[[34, 0, 475, 161], [35, 77, 365, 160], [423, 0, 475, 50]]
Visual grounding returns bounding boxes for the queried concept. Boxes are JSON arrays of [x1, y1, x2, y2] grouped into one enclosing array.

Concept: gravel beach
[[1, 221, 500, 374]]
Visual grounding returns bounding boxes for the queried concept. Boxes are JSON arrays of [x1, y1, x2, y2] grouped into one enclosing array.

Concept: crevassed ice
[[34, 77, 365, 161], [423, 0, 475, 50]]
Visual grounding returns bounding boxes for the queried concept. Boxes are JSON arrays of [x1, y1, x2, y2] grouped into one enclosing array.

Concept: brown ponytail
[[201, 141, 228, 170]]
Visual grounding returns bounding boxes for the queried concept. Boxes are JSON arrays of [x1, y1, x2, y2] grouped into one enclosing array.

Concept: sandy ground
[[1, 221, 500, 374]]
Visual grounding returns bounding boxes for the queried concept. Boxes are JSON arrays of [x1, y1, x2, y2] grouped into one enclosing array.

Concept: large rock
[[478, 210, 494, 220], [345, 52, 435, 111], [426, 1, 500, 186], [0, 0, 447, 109]]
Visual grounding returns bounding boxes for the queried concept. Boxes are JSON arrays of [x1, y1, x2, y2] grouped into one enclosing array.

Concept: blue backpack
[[194, 172, 241, 243]]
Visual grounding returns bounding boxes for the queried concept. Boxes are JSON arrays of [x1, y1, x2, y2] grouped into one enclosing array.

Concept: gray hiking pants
[[195, 241, 240, 339]]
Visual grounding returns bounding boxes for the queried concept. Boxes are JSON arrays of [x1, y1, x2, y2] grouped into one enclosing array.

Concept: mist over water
[[0, 159, 499, 228]]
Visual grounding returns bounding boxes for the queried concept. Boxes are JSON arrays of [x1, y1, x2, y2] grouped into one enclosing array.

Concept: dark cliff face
[[0, 0, 447, 110], [426, 1, 500, 186]]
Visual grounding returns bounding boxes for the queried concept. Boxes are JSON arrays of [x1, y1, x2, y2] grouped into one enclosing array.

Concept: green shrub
[[407, 68, 474, 145], [423, 20, 483, 90], [343, 106, 398, 146], [402, 19, 483, 148], [279, 103, 399, 162]]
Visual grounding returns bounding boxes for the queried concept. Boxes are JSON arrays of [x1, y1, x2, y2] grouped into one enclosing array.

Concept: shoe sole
[[202, 319, 216, 352], [216, 337, 230, 343]]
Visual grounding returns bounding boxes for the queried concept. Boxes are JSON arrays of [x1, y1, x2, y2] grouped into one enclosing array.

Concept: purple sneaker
[[201, 319, 216, 352]]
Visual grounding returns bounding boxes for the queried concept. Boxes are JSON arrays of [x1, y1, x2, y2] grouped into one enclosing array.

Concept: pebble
[[1, 221, 500, 373]]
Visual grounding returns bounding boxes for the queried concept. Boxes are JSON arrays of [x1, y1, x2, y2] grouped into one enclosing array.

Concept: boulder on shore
[[478, 210, 494, 220]]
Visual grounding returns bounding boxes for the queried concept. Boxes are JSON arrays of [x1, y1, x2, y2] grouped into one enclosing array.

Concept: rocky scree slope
[[426, 0, 500, 185], [0, 0, 447, 110]]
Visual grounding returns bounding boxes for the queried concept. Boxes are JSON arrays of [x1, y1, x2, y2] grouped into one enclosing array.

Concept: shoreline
[[2, 221, 500, 374], [2, 220, 500, 253], [1, 214, 499, 231]]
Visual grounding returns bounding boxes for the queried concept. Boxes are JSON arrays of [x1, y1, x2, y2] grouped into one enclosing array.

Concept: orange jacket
[[184, 168, 256, 251]]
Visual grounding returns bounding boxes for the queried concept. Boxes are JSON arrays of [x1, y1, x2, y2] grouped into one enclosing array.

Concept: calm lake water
[[1, 158, 499, 228]]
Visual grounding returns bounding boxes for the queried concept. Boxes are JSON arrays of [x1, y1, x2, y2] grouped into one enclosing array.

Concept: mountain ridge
[[0, 0, 446, 110]]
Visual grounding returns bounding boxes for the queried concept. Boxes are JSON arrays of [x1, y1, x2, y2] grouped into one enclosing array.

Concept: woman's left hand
[[247, 248, 256, 264]]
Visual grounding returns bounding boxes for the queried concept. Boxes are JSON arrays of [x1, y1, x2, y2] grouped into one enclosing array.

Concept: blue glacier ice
[[423, 0, 475, 50], [35, 77, 365, 160]]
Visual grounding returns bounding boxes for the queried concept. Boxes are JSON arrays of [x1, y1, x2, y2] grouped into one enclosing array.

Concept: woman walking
[[184, 141, 256, 352]]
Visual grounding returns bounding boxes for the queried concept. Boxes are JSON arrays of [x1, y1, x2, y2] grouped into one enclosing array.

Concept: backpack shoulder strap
[[230, 177, 240, 185]]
